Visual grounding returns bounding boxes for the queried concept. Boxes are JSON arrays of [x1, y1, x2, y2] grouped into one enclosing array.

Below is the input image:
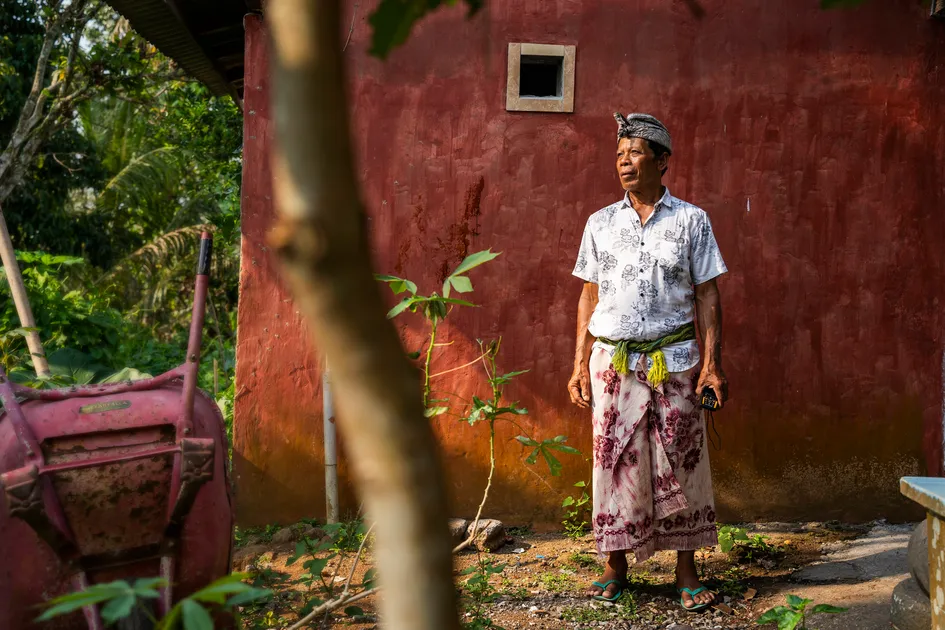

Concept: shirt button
[[641, 242, 645, 246]]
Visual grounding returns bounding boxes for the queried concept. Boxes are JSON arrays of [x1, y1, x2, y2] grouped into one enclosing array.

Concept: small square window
[[506, 43, 575, 113], [519, 55, 563, 98]]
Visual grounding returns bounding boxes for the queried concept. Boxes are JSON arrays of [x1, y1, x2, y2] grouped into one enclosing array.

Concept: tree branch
[[266, 1, 459, 629]]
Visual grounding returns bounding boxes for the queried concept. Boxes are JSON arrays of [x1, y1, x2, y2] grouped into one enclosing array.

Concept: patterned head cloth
[[614, 112, 672, 155]]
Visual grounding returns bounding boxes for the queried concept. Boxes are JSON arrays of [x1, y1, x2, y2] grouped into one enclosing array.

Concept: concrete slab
[[756, 523, 915, 629], [793, 523, 912, 583]]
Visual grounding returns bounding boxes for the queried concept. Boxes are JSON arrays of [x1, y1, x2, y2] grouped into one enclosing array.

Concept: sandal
[[677, 586, 714, 612], [591, 579, 623, 602]]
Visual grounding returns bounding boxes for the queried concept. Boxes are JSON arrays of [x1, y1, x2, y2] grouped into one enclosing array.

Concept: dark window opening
[[519, 55, 563, 98]]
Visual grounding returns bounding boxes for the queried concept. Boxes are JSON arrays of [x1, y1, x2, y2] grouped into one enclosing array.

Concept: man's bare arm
[[694, 278, 727, 403], [569, 282, 598, 408]]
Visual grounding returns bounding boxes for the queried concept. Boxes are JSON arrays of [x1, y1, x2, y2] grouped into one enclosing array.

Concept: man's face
[[615, 136, 667, 192]]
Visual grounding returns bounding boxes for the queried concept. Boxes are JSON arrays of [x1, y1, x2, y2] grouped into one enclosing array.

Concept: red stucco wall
[[235, 1, 945, 527]]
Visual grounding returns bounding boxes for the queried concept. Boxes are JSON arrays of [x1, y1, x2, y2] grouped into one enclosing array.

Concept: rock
[[271, 526, 296, 545], [467, 519, 506, 552], [449, 518, 470, 545], [890, 576, 931, 630], [793, 560, 861, 582], [908, 520, 930, 595], [231, 544, 270, 571], [301, 525, 327, 541]]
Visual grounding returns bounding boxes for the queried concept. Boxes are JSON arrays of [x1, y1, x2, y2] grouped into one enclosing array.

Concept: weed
[[539, 571, 576, 594], [568, 552, 599, 570], [497, 579, 529, 600], [561, 598, 637, 623], [562, 478, 592, 539], [625, 570, 659, 588], [506, 525, 533, 537], [705, 565, 750, 597], [459, 557, 507, 629], [718, 525, 783, 564], [757, 594, 847, 629]]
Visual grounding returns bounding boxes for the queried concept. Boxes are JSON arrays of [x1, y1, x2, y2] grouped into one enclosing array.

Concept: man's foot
[[587, 552, 628, 600], [675, 551, 715, 610]]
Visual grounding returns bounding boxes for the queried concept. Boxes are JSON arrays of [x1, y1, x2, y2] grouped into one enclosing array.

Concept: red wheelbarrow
[[0, 233, 234, 629]]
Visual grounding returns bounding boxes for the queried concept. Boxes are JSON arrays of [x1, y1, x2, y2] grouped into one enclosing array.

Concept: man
[[568, 112, 727, 611]]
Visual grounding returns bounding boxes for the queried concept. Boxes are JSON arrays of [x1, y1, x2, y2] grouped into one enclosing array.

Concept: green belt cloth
[[598, 322, 696, 386]]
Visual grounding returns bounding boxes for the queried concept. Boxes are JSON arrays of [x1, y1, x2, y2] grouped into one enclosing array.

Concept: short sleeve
[[690, 211, 727, 285], [572, 220, 599, 283]]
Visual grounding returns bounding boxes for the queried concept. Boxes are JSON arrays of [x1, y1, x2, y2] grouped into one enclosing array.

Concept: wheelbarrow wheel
[[115, 605, 155, 630]]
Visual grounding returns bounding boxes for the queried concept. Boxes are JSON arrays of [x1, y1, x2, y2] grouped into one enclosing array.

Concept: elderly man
[[568, 113, 728, 611]]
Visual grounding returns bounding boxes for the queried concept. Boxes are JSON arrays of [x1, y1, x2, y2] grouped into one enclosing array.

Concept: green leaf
[[363, 568, 378, 588], [225, 588, 272, 608], [387, 296, 418, 319], [545, 443, 581, 455], [345, 606, 366, 617], [756, 606, 791, 624], [777, 610, 804, 630], [449, 275, 474, 294], [786, 594, 811, 611], [811, 604, 848, 614], [407, 350, 422, 360], [100, 593, 137, 623], [562, 496, 575, 507], [541, 447, 563, 476], [450, 249, 500, 277], [36, 582, 130, 621], [425, 406, 449, 418], [515, 436, 539, 447], [180, 599, 214, 630], [303, 557, 330, 577], [190, 575, 254, 605], [574, 481, 587, 488], [494, 405, 528, 416], [525, 447, 540, 466], [375, 274, 418, 295]]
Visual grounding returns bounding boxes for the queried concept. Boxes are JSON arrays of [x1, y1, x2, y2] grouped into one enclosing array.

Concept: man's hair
[[647, 140, 670, 176]]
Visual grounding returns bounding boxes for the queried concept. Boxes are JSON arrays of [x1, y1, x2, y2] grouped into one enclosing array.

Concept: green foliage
[[718, 525, 750, 553], [756, 593, 847, 629], [369, 0, 484, 59], [459, 557, 506, 630], [538, 572, 575, 594], [37, 574, 271, 629], [567, 552, 598, 570], [560, 599, 637, 623], [718, 525, 783, 564], [242, 518, 374, 627], [561, 479, 591, 539]]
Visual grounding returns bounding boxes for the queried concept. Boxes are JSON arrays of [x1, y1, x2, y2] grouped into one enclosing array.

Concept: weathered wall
[[235, 1, 945, 527]]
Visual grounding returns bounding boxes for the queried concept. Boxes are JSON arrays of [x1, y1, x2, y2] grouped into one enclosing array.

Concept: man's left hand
[[696, 364, 728, 408]]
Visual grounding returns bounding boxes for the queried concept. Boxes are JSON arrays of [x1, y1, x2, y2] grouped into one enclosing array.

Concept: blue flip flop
[[591, 579, 623, 602], [678, 586, 714, 612]]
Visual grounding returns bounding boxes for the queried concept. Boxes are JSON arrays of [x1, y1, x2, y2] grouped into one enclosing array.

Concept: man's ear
[[657, 153, 670, 173]]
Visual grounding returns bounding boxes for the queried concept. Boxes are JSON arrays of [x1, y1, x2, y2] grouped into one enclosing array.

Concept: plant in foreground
[[561, 478, 591, 539], [459, 557, 506, 630], [37, 573, 271, 628], [756, 594, 847, 630]]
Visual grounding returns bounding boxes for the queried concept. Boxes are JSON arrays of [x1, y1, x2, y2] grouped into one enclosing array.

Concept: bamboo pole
[[0, 203, 50, 378]]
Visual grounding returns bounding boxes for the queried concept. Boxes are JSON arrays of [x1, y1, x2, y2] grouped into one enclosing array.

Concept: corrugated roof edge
[[105, 0, 242, 101]]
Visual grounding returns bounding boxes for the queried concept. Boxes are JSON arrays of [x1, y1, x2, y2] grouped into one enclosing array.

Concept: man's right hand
[[568, 363, 591, 408]]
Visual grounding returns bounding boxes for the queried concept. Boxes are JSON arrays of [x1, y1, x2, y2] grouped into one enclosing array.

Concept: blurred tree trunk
[[265, 2, 460, 629]]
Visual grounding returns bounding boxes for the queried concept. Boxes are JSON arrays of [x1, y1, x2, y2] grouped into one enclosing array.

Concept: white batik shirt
[[572, 188, 727, 373]]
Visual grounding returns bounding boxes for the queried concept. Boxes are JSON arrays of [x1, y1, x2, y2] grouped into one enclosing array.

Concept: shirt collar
[[621, 187, 674, 212]]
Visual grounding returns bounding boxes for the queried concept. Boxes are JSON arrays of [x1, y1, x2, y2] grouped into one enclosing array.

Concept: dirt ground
[[233, 521, 900, 630]]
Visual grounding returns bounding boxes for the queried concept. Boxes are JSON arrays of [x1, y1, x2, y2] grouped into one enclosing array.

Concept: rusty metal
[[0, 232, 234, 628]]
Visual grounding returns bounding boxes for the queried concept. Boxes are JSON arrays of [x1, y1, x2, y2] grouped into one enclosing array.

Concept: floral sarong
[[590, 344, 718, 561]]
